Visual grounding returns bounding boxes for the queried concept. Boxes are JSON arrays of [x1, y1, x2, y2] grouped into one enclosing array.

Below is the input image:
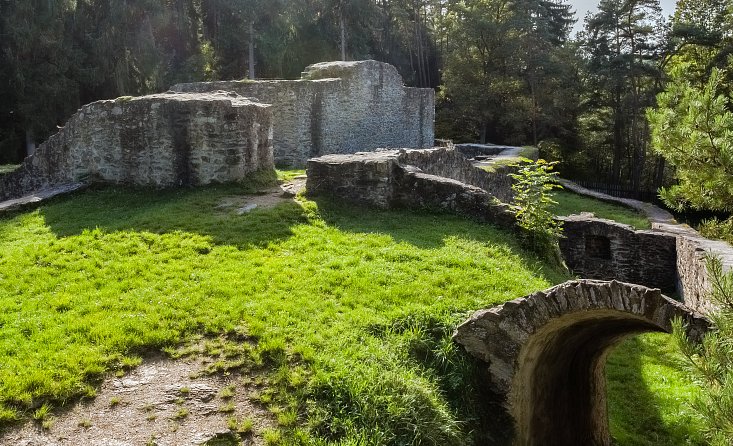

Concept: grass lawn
[[0, 177, 701, 444], [552, 189, 651, 229], [0, 165, 20, 175]]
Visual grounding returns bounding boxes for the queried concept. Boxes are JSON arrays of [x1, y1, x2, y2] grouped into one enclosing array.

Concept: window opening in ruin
[[585, 235, 612, 260]]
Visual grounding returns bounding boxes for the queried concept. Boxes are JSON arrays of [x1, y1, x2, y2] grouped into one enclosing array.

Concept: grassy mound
[[0, 181, 701, 444]]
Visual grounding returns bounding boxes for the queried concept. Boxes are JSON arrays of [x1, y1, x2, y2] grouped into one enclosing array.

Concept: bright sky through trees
[[570, 0, 676, 32]]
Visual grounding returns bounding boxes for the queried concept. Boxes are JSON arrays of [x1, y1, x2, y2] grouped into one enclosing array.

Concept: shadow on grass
[[311, 197, 568, 284], [36, 184, 308, 250], [606, 334, 704, 446]]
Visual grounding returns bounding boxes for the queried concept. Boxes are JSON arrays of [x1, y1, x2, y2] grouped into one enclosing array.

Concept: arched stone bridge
[[453, 280, 708, 446]]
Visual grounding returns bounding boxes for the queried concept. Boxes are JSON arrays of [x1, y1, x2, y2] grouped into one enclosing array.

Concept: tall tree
[[438, 0, 578, 145], [578, 0, 666, 190]]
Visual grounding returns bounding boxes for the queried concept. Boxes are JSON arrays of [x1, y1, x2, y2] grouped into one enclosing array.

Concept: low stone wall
[[653, 222, 733, 313], [305, 148, 515, 228], [559, 215, 733, 313], [173, 60, 435, 167], [0, 92, 273, 201], [559, 216, 678, 293]]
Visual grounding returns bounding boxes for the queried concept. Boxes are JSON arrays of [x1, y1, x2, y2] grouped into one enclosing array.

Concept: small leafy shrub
[[674, 254, 733, 445], [509, 159, 564, 265]]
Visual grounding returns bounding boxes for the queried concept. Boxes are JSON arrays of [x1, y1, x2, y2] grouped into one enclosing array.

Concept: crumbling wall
[[651, 222, 733, 313], [0, 92, 273, 201], [306, 148, 515, 229], [172, 60, 435, 167], [559, 216, 678, 292]]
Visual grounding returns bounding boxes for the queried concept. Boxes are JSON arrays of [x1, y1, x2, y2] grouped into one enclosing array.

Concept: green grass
[[0, 180, 701, 444], [276, 169, 305, 182], [607, 334, 705, 445], [0, 183, 562, 440], [0, 165, 20, 175], [552, 190, 651, 229]]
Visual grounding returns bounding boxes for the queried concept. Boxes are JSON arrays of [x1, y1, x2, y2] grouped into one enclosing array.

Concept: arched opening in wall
[[510, 310, 665, 446]]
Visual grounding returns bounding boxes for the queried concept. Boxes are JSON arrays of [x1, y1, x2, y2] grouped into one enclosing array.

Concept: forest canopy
[[0, 0, 731, 197]]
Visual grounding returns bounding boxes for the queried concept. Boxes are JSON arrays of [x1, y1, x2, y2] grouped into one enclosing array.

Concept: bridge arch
[[454, 280, 708, 446]]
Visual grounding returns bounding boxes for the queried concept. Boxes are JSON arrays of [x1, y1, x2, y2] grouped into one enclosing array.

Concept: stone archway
[[453, 280, 708, 446]]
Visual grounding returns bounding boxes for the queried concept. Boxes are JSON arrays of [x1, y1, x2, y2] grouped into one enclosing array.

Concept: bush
[[509, 159, 564, 266]]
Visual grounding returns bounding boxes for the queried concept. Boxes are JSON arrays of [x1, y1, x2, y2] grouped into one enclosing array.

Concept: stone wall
[[454, 280, 708, 446], [0, 92, 273, 201], [172, 60, 435, 167], [559, 216, 678, 293], [653, 222, 733, 313], [306, 148, 516, 228]]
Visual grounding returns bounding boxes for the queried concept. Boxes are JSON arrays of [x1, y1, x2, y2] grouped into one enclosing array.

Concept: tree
[[674, 254, 733, 446], [647, 62, 733, 212], [578, 0, 666, 191], [438, 0, 578, 145]]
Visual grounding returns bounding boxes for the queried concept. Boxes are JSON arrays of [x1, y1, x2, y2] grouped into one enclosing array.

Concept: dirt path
[[1, 355, 274, 446]]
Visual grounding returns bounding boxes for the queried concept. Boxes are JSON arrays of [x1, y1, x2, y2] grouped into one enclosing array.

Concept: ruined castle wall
[[651, 223, 733, 313], [559, 216, 678, 293], [306, 148, 515, 229], [172, 60, 435, 167], [396, 148, 514, 203], [0, 92, 273, 201]]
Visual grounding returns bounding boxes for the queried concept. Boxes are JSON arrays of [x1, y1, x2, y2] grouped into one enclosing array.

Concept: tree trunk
[[25, 130, 36, 157], [248, 20, 255, 80], [340, 11, 346, 61]]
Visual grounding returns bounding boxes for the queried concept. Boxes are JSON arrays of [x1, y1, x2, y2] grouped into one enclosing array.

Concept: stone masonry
[[306, 148, 516, 228], [559, 215, 678, 293], [0, 91, 273, 201], [172, 60, 435, 167], [454, 280, 708, 446]]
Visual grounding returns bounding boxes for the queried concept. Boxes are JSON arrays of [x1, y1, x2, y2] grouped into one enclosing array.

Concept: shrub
[[509, 159, 564, 266]]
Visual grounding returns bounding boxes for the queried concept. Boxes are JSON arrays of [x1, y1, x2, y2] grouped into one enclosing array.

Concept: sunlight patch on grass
[[552, 190, 651, 229]]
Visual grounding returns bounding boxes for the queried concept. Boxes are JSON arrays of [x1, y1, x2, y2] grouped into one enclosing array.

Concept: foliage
[[509, 159, 563, 263], [699, 217, 733, 245], [550, 190, 651, 229], [574, 0, 666, 190], [648, 63, 733, 212], [674, 255, 733, 446], [438, 0, 580, 146]]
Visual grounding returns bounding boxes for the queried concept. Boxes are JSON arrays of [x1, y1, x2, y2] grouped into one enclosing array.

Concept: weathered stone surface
[[173, 60, 435, 167], [558, 216, 678, 292], [0, 91, 273, 201], [305, 148, 516, 228], [454, 280, 708, 446], [0, 182, 86, 213], [654, 222, 733, 313], [558, 213, 733, 313]]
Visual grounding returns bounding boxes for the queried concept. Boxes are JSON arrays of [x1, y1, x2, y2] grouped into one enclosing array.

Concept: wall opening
[[585, 234, 612, 260]]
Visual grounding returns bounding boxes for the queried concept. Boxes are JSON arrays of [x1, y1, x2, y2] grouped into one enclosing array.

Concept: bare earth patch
[[1, 354, 274, 446], [216, 179, 306, 215], [2, 355, 274, 445]]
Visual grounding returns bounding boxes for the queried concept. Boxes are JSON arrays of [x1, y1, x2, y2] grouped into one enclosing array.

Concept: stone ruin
[[173, 60, 435, 167], [0, 92, 273, 201], [306, 147, 517, 227], [454, 280, 708, 446], [305, 145, 730, 444], [0, 60, 435, 202]]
